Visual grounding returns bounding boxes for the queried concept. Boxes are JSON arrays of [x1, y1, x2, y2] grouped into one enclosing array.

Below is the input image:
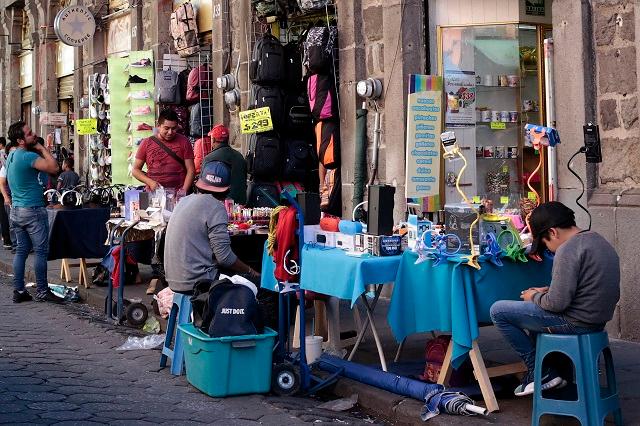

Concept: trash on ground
[[48, 283, 80, 302], [317, 394, 358, 412], [116, 334, 165, 351], [142, 315, 161, 334]]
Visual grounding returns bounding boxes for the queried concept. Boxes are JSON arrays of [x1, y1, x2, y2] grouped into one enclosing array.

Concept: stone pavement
[[0, 274, 380, 425]]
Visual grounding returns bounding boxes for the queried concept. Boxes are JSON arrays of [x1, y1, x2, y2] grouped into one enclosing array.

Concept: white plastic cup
[[305, 335, 324, 364]]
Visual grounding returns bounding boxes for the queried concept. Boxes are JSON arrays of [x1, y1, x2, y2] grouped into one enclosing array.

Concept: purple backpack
[[307, 74, 338, 121]]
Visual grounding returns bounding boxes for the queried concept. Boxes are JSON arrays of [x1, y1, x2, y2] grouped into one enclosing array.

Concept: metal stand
[[347, 284, 388, 371]]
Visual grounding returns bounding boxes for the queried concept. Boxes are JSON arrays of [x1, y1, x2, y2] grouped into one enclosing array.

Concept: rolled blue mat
[[338, 220, 363, 235]]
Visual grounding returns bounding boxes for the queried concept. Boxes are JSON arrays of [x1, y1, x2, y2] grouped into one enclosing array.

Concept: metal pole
[[544, 38, 557, 201]]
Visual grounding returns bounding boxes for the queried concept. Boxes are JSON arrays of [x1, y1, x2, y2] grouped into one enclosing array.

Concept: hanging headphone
[[44, 189, 61, 205], [60, 190, 82, 208]]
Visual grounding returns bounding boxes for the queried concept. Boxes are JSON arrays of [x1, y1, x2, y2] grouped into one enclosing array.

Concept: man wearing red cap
[[202, 124, 247, 205]]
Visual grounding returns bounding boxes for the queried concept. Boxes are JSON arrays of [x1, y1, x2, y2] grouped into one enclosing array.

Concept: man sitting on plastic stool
[[164, 161, 260, 295], [490, 201, 620, 397]]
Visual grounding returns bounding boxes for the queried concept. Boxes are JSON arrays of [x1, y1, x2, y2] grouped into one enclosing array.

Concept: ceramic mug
[[491, 111, 501, 122], [500, 111, 510, 122], [484, 74, 496, 86], [509, 111, 519, 122], [498, 75, 509, 87], [481, 110, 492, 122], [507, 75, 519, 87]]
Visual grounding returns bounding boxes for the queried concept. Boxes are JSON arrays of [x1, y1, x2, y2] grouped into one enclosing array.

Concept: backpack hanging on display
[[296, 0, 330, 12], [283, 138, 314, 182], [250, 33, 286, 85], [247, 181, 281, 208], [189, 102, 213, 137], [186, 64, 214, 103], [303, 26, 337, 75], [246, 132, 282, 179], [283, 41, 304, 92], [177, 68, 191, 103], [251, 0, 288, 17], [250, 85, 285, 130], [170, 2, 200, 57], [307, 73, 338, 121], [285, 93, 314, 131], [315, 119, 340, 169], [156, 69, 181, 104]]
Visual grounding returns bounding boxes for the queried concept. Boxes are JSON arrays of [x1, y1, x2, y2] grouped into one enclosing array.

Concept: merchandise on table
[[444, 204, 480, 253]]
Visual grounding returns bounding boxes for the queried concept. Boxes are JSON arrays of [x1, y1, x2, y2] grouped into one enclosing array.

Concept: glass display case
[[439, 24, 549, 207]]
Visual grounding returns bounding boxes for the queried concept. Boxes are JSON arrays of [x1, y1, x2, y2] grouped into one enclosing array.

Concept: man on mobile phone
[[6, 121, 60, 303]]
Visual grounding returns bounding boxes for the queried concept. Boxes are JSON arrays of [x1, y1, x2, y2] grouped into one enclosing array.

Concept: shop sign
[[525, 0, 545, 16], [239, 107, 274, 134], [444, 70, 476, 127], [405, 75, 442, 199], [54, 6, 96, 47], [76, 118, 98, 135], [40, 112, 68, 127]]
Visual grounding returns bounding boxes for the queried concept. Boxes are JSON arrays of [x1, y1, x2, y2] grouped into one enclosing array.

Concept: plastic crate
[[178, 324, 277, 397]]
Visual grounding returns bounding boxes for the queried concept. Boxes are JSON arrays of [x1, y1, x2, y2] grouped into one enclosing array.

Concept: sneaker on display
[[13, 290, 33, 303], [131, 58, 152, 68], [514, 368, 567, 397], [129, 90, 151, 100], [127, 75, 148, 84], [132, 105, 152, 116], [136, 123, 153, 131], [34, 290, 64, 304]]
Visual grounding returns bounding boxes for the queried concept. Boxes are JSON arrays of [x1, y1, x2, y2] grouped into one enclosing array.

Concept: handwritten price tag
[[491, 121, 506, 130], [502, 165, 509, 173], [500, 196, 509, 204], [239, 107, 274, 134], [76, 118, 97, 135], [472, 196, 481, 203], [528, 191, 537, 201]]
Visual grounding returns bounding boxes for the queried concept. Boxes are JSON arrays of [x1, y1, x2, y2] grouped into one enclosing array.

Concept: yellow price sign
[[76, 118, 97, 135], [528, 191, 537, 201], [500, 196, 509, 204], [472, 196, 481, 204], [502, 165, 509, 173], [490, 121, 506, 130], [239, 107, 274, 134]]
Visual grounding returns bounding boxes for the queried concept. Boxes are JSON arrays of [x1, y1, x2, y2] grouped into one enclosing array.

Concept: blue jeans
[[490, 300, 596, 372], [6, 205, 16, 247], [11, 206, 49, 293]]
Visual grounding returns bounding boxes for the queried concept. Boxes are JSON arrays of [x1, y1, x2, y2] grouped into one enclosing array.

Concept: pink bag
[[307, 74, 338, 121], [155, 287, 175, 319]]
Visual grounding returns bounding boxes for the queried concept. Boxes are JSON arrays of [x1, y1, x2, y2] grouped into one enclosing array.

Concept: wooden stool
[[60, 258, 100, 288]]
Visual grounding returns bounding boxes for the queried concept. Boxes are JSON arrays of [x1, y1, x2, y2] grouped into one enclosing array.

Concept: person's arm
[[208, 222, 259, 278], [182, 158, 195, 193], [56, 174, 64, 191], [32, 145, 59, 174], [131, 159, 159, 191], [531, 245, 581, 312], [0, 177, 10, 205]]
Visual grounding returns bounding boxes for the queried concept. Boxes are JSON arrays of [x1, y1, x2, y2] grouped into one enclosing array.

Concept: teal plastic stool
[[159, 292, 192, 375], [532, 331, 623, 426]]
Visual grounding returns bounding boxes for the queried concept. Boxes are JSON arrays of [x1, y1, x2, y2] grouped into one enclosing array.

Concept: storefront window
[[19, 52, 33, 88], [56, 42, 75, 77], [440, 24, 545, 206]]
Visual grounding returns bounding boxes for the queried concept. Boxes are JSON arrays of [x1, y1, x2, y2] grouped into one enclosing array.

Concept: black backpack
[[191, 278, 263, 338], [250, 33, 285, 85], [246, 132, 282, 179], [303, 26, 337, 75], [247, 181, 280, 207], [284, 92, 313, 132], [283, 137, 314, 182], [283, 41, 304, 92], [250, 85, 285, 130], [177, 69, 191, 104]]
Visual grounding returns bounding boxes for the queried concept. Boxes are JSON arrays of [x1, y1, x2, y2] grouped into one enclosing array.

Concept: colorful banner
[[444, 70, 476, 127], [405, 75, 442, 203]]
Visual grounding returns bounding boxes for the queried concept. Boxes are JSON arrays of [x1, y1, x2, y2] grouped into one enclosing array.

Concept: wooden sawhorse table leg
[[60, 258, 98, 289], [437, 339, 500, 413]]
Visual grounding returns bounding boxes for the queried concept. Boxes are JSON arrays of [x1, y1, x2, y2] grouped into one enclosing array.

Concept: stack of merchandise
[[88, 73, 112, 186], [303, 25, 341, 216], [245, 32, 316, 207]]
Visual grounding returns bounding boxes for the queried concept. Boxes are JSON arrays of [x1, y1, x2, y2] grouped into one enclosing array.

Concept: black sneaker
[[126, 75, 148, 85], [13, 290, 33, 303], [34, 290, 65, 304], [514, 368, 566, 397], [3, 243, 12, 249]]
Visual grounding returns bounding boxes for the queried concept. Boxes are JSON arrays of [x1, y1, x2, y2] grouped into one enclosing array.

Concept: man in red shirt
[[132, 109, 195, 194]]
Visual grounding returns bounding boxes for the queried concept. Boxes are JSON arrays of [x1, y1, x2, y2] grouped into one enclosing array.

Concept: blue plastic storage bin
[[178, 323, 277, 397]]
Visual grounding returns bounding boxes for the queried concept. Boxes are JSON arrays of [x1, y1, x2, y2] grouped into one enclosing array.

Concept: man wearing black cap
[[164, 161, 259, 294], [490, 201, 620, 397]]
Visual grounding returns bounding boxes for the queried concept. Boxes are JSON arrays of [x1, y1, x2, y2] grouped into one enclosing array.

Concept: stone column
[[211, 0, 231, 128], [143, 0, 173, 68]]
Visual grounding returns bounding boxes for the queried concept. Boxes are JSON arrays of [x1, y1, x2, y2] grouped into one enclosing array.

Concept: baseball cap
[[195, 161, 231, 193], [209, 124, 229, 142], [529, 201, 576, 254]]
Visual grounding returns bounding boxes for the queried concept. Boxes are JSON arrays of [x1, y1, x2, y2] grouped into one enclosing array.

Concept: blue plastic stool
[[532, 331, 623, 426], [159, 292, 192, 375]]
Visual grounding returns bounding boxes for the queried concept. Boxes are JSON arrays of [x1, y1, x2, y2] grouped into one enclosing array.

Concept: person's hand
[[148, 180, 159, 191], [4, 197, 11, 206], [177, 188, 187, 198], [520, 289, 539, 302], [528, 286, 549, 294]]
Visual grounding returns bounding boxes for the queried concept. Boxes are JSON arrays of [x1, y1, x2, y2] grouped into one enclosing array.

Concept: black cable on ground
[[567, 147, 592, 231]]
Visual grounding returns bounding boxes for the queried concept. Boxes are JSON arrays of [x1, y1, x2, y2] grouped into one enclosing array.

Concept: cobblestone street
[[0, 273, 379, 425]]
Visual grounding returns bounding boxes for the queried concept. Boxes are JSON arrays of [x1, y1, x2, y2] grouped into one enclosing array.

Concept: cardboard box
[[407, 214, 433, 250], [444, 203, 480, 253], [314, 230, 337, 247], [335, 233, 356, 251]]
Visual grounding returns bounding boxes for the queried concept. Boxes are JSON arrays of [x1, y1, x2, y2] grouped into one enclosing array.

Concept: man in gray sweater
[[164, 161, 260, 294], [491, 201, 620, 396]]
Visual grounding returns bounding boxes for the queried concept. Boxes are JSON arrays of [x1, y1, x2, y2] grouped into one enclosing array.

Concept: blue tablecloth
[[261, 243, 402, 305], [388, 251, 553, 368], [47, 208, 111, 261]]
